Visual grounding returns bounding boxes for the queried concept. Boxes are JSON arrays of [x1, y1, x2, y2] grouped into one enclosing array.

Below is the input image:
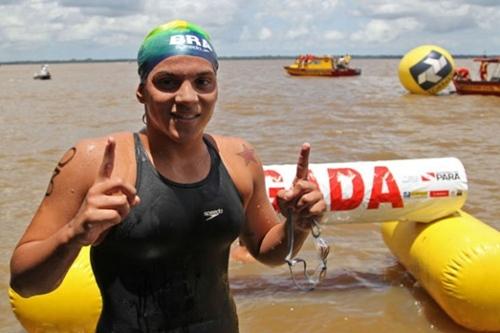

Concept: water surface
[[1, 59, 498, 333]]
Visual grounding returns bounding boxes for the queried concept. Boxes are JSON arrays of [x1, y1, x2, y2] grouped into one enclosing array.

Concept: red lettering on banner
[[368, 166, 403, 209], [328, 168, 364, 211], [264, 169, 285, 212], [264, 169, 283, 183]]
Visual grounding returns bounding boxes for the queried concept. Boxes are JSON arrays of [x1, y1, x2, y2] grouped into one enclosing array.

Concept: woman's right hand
[[69, 137, 140, 246]]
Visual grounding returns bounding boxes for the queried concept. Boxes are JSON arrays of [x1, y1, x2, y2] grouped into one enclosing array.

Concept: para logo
[[421, 171, 461, 182], [410, 50, 453, 91]]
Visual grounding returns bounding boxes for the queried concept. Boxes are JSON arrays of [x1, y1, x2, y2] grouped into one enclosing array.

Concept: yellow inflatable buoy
[[398, 44, 455, 95], [9, 246, 102, 333], [381, 210, 500, 332]]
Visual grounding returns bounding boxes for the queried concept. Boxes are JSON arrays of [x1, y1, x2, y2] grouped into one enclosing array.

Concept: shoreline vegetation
[[0, 54, 486, 65]]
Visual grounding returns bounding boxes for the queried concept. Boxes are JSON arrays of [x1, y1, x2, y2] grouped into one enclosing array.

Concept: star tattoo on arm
[[237, 144, 257, 166]]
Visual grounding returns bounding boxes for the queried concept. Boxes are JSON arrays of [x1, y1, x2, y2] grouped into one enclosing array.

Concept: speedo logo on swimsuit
[[203, 208, 224, 221], [169, 34, 213, 52]]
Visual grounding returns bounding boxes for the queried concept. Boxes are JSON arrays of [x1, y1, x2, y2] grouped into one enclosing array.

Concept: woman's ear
[[136, 83, 145, 103]]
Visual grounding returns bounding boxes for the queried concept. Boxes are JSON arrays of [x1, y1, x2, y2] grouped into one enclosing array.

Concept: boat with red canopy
[[453, 57, 500, 96]]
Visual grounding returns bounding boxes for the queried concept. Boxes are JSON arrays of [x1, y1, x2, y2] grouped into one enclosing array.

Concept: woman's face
[[137, 55, 218, 143]]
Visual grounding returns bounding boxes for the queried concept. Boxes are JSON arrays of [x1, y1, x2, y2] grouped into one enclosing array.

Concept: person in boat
[[337, 54, 351, 69], [330, 55, 338, 70], [40, 64, 49, 75], [298, 54, 314, 68], [9, 19, 326, 333], [454, 67, 471, 81], [298, 54, 306, 68], [479, 61, 488, 81]]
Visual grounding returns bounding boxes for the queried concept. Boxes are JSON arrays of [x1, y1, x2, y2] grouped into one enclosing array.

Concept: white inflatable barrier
[[264, 157, 467, 224]]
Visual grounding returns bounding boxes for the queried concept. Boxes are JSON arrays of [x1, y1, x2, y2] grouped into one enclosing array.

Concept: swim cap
[[137, 20, 219, 82]]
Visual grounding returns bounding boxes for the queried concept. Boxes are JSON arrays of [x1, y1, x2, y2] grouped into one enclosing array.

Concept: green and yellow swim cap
[[137, 20, 219, 82]]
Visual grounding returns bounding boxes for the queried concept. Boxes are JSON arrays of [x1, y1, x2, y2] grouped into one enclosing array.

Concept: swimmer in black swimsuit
[[10, 20, 326, 333], [91, 134, 243, 332]]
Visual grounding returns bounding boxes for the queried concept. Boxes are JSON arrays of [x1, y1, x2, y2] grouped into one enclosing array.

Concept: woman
[[10, 20, 326, 332]]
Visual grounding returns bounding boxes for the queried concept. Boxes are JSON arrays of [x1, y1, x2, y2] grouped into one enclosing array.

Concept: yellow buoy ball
[[398, 45, 455, 95], [9, 246, 102, 333]]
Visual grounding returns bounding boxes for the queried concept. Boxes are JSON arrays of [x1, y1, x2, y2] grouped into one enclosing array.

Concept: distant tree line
[[0, 54, 489, 65]]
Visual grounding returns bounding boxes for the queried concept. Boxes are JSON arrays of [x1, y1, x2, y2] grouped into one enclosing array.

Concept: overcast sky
[[0, 0, 499, 62]]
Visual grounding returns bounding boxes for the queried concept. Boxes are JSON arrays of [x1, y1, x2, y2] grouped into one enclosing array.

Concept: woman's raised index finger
[[295, 143, 310, 181], [98, 137, 116, 180]]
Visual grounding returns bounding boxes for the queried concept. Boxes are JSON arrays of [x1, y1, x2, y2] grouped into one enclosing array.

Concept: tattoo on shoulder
[[237, 144, 257, 166], [45, 147, 77, 196]]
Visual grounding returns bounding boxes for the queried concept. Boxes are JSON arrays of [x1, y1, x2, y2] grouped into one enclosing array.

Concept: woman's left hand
[[277, 143, 327, 231]]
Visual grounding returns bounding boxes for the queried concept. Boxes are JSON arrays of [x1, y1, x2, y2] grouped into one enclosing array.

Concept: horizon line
[[0, 54, 489, 65]]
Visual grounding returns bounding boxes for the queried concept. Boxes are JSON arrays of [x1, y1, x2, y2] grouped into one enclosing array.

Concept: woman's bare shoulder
[[72, 131, 133, 160], [210, 134, 256, 155], [51, 131, 134, 188], [210, 134, 264, 181]]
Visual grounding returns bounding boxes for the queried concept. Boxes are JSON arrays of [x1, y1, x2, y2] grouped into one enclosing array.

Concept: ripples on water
[[0, 59, 498, 332]]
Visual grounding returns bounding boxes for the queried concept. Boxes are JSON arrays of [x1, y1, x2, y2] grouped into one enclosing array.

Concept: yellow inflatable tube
[[381, 210, 500, 332], [9, 246, 101, 333]]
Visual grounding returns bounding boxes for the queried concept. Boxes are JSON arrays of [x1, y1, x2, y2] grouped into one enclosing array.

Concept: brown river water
[[0, 59, 499, 333]]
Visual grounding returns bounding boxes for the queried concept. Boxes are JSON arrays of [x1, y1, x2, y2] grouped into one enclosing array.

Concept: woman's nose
[[175, 80, 198, 103]]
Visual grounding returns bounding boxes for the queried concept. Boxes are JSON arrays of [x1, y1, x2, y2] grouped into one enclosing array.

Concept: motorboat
[[33, 64, 51, 80], [284, 54, 361, 77], [452, 57, 500, 96]]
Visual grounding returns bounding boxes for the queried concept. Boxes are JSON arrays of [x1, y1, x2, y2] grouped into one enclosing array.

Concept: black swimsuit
[[91, 133, 245, 333]]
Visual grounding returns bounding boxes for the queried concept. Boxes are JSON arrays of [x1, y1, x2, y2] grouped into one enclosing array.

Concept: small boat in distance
[[33, 64, 51, 80], [284, 54, 361, 77], [452, 57, 500, 96]]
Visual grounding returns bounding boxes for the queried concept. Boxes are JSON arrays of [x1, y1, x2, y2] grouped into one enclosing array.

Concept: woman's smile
[[170, 112, 201, 121]]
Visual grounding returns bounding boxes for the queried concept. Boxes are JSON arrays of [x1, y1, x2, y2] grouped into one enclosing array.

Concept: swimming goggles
[[285, 210, 330, 291]]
